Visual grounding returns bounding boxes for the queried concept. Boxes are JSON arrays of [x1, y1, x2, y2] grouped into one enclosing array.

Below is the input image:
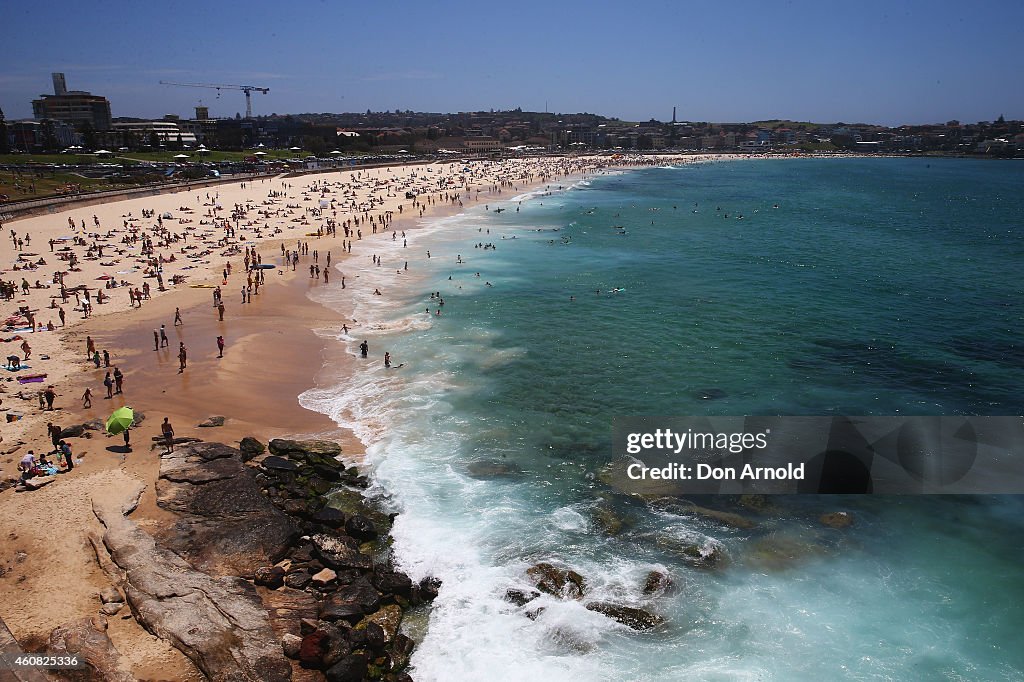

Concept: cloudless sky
[[1, 0, 1021, 125]]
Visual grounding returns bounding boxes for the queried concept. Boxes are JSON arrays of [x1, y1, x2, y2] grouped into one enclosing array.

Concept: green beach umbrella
[[106, 406, 134, 435]]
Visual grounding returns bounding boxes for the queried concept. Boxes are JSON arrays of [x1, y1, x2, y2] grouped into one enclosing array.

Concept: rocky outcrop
[[47, 615, 134, 682], [0, 615, 50, 682], [93, 498, 291, 682], [155, 442, 299, 576]]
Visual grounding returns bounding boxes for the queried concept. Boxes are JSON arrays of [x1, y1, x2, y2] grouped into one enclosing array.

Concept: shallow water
[[302, 158, 1024, 681]]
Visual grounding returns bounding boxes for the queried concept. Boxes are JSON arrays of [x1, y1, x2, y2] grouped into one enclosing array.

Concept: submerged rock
[[641, 570, 673, 596], [526, 562, 587, 600], [820, 511, 854, 529], [198, 415, 226, 428], [504, 588, 540, 607], [655, 535, 728, 569], [585, 601, 665, 630], [466, 459, 521, 478]]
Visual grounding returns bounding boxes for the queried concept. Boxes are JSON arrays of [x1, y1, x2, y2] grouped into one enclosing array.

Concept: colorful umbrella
[[105, 406, 134, 435]]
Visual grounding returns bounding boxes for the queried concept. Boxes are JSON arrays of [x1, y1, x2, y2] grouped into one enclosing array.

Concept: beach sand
[[0, 153, 732, 678]]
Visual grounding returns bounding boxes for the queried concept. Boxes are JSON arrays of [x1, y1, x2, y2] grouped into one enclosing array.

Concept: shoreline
[[0, 154, 699, 679]]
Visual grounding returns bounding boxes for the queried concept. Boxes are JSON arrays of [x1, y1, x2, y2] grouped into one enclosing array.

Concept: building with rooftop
[[31, 73, 112, 131]]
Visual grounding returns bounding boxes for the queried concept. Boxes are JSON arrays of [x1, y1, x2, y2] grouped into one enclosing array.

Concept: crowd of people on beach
[[3, 154, 680, 487]]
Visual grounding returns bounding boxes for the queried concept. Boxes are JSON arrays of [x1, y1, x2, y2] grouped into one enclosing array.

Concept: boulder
[[285, 570, 313, 590], [48, 615, 133, 682], [344, 514, 377, 541], [239, 437, 265, 462], [820, 511, 854, 529], [93, 501, 291, 681], [262, 455, 299, 472], [325, 651, 368, 682], [419, 577, 441, 602], [372, 570, 412, 598], [59, 423, 88, 439], [320, 578, 381, 623], [358, 604, 402, 644], [585, 602, 665, 630], [311, 568, 337, 586], [100, 602, 124, 616], [198, 415, 227, 428], [655, 536, 728, 570], [298, 630, 330, 668], [526, 563, 587, 599], [281, 633, 303, 659], [390, 633, 415, 672], [592, 504, 625, 536], [312, 533, 372, 571], [99, 586, 123, 604], [641, 570, 673, 596], [269, 439, 342, 461], [504, 588, 540, 607], [311, 507, 346, 528], [254, 566, 286, 589]]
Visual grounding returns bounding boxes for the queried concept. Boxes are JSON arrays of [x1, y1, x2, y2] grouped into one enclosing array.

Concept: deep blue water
[[303, 157, 1024, 681]]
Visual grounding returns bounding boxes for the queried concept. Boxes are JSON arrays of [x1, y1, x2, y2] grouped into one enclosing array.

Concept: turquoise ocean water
[[302, 157, 1024, 681]]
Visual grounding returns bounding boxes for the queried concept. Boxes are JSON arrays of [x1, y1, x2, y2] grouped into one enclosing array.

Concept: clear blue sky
[[2, 0, 1021, 126]]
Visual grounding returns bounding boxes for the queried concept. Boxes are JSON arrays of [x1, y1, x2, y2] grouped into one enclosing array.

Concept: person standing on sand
[[103, 372, 113, 399], [44, 385, 56, 410], [103, 350, 110, 367], [87, 335, 96, 358], [113, 366, 124, 394], [123, 428, 131, 451], [153, 329, 160, 351], [217, 302, 225, 321], [174, 307, 183, 325], [160, 325, 168, 348], [216, 335, 225, 358], [161, 418, 175, 454], [178, 343, 187, 372], [20, 339, 31, 361], [81, 387, 92, 408]]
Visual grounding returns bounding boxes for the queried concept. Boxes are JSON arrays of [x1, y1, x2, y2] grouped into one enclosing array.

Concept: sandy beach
[[0, 152, 742, 678]]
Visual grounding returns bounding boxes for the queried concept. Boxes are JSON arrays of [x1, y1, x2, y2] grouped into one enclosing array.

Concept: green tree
[[149, 131, 160, 149]]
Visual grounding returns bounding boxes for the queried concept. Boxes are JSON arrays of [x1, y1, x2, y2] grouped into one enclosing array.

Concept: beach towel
[[18, 374, 47, 384]]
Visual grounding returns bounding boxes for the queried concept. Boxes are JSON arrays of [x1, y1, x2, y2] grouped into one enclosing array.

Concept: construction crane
[[159, 81, 270, 119]]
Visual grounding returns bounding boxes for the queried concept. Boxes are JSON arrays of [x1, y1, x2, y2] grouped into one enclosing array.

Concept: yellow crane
[[159, 81, 270, 118]]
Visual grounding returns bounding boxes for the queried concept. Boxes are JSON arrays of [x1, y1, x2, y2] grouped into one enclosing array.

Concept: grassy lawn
[[0, 148, 356, 165], [0, 169, 149, 203]]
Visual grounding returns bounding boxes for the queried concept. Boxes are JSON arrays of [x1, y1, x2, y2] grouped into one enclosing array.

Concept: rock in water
[[820, 511, 854, 529], [641, 571, 673, 595], [198, 415, 227, 428], [93, 501, 291, 681], [585, 602, 665, 630], [359, 604, 403, 644], [525, 562, 587, 599]]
